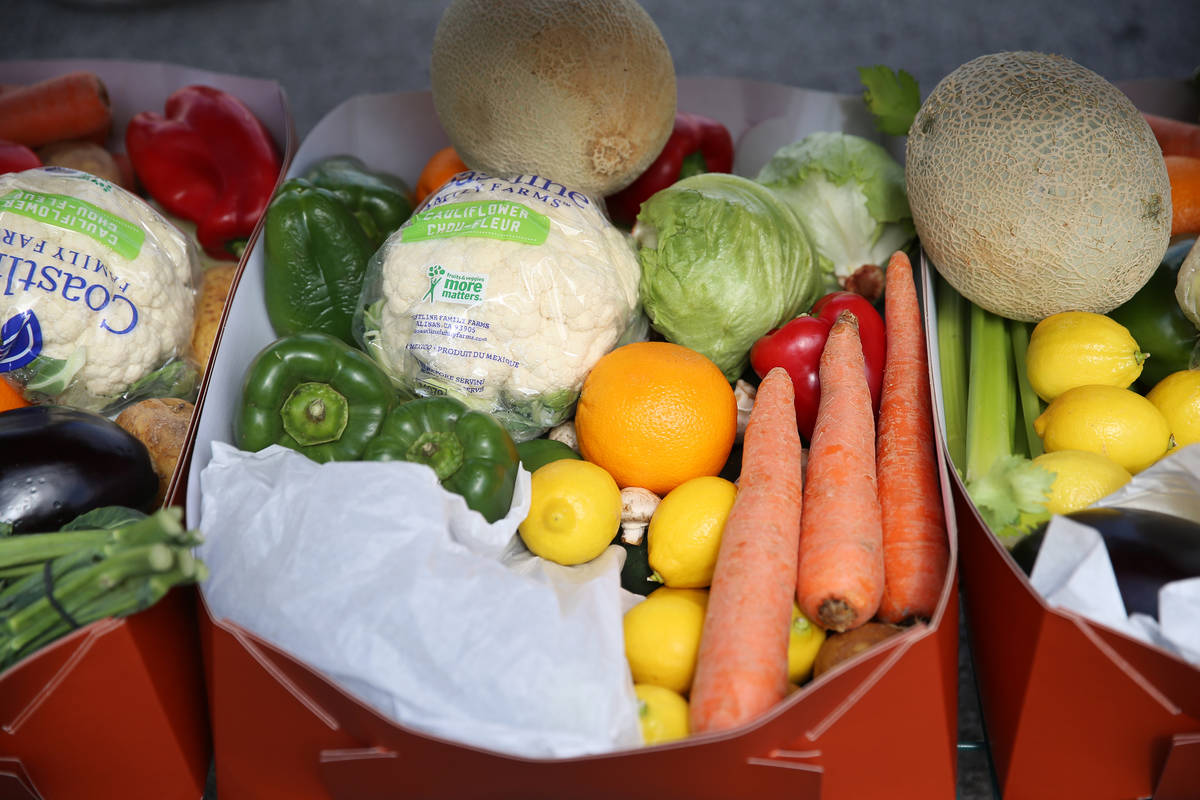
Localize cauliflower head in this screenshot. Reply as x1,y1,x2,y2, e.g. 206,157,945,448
0,167,200,412
357,171,641,440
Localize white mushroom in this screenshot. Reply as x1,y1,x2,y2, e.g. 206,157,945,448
619,487,660,545
734,379,757,442
548,420,578,451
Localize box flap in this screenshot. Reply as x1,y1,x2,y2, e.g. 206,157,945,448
1155,732,1200,800
0,758,42,800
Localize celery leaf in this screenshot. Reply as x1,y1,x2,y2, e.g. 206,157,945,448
858,65,921,137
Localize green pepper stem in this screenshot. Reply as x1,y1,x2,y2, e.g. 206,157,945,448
406,430,465,480
281,381,350,446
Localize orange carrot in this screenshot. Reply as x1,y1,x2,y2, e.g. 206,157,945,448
796,311,884,633
0,72,112,149
875,251,949,624
689,366,804,734
0,376,30,414
1144,112,1200,159
415,145,469,204
1166,155,1200,237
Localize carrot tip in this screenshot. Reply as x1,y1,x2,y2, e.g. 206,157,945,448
817,598,858,632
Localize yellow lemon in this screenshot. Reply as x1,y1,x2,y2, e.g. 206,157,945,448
1033,384,1171,473
1025,311,1146,402
1147,369,1200,450
647,476,738,588
787,604,826,685
1031,450,1133,515
634,684,690,745
518,459,622,565
623,587,708,694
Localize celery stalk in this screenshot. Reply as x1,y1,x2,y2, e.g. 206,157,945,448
1009,320,1044,459
935,275,969,476
963,304,1054,547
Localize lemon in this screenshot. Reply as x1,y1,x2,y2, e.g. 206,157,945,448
518,459,622,565
1031,450,1133,515
623,587,708,694
634,684,690,745
1033,384,1171,473
787,604,826,685
1147,369,1200,449
647,476,737,588
1025,311,1146,402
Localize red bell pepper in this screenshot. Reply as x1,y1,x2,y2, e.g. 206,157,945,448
749,291,886,442
125,85,282,260
605,111,734,227
0,140,41,175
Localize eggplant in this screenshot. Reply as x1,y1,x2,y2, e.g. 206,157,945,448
1011,507,1200,618
0,405,158,534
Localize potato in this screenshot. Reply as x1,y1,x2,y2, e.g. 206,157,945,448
190,263,237,376
115,397,195,506
36,139,126,188
812,621,906,679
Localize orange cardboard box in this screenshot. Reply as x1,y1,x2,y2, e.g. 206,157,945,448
0,58,295,799
926,75,1200,800
185,77,961,800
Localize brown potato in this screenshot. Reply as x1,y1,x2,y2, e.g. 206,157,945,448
190,263,237,376
115,397,195,507
36,139,126,187
812,622,907,678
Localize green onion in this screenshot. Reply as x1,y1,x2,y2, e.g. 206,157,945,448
0,507,205,670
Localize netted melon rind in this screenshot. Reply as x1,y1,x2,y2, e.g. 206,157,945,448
905,51,1171,322
431,0,677,197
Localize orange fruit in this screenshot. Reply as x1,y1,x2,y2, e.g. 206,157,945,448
575,341,737,495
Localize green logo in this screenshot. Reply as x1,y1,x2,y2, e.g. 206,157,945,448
422,264,487,305
401,200,550,245
0,189,144,260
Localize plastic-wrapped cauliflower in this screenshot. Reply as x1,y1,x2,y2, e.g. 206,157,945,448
0,167,201,413
356,171,642,441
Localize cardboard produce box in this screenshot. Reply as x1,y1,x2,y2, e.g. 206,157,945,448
929,78,1200,800
184,76,961,800
0,58,295,800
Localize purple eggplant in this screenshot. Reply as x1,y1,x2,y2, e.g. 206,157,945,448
1012,507,1200,619
0,406,158,534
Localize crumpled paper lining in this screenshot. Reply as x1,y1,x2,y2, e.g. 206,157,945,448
196,442,643,758
1029,443,1200,667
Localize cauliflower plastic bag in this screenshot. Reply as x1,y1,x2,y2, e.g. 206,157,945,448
0,167,201,413
355,171,641,441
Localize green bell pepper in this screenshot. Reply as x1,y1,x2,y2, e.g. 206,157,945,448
1109,239,1199,390
264,178,376,345
363,396,520,523
301,155,415,250
235,332,397,463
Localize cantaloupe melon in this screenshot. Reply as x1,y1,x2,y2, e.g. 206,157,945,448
430,0,676,197
905,51,1171,322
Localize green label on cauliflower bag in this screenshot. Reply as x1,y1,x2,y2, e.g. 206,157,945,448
401,200,550,245
0,190,145,260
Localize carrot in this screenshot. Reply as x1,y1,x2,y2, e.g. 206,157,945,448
0,72,112,149
689,366,804,734
795,311,884,633
1166,155,1200,237
1144,112,1200,159
874,251,949,624
0,376,31,414
415,145,469,204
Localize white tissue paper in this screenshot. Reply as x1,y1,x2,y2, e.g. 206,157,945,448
1029,443,1200,667
196,441,643,758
